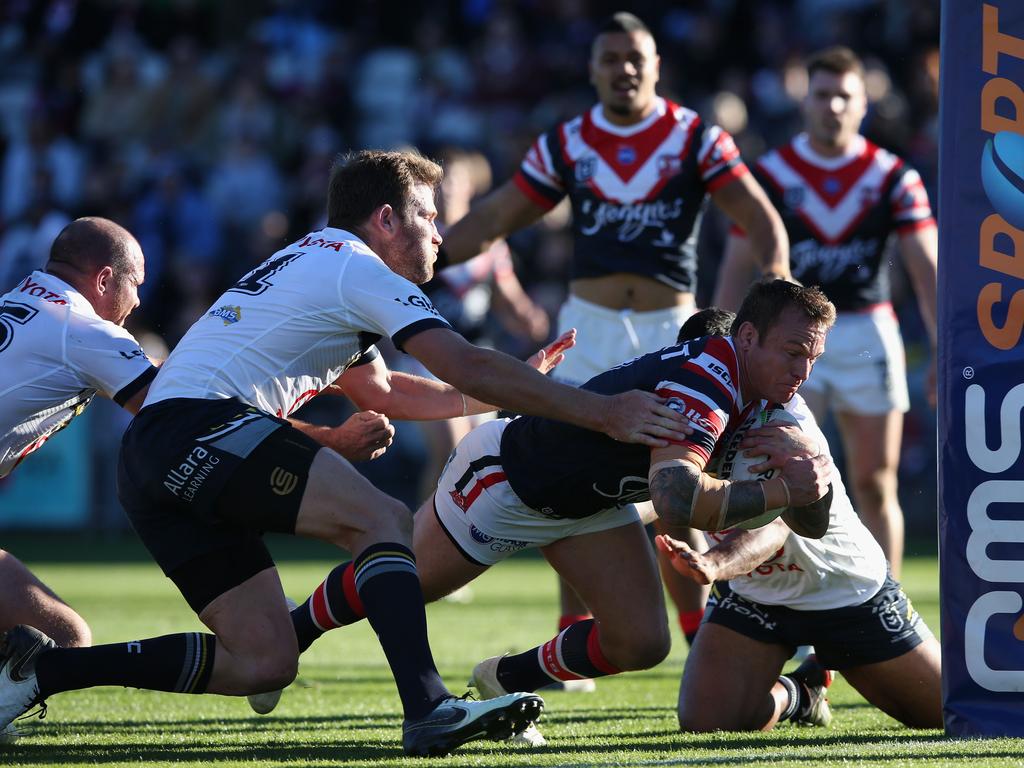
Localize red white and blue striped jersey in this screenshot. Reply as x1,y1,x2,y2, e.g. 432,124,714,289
737,134,934,311
514,97,748,293
500,334,762,519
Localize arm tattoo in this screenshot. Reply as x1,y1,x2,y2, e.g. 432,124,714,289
650,465,776,531
649,465,700,529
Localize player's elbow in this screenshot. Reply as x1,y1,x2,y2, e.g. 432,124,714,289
650,468,696,528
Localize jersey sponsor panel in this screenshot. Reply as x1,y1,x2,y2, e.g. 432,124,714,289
742,133,935,311
513,97,748,293
144,228,450,417
0,271,154,478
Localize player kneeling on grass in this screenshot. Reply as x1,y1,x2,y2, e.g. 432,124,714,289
268,281,835,746
659,311,941,732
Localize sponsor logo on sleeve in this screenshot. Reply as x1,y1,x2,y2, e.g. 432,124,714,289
209,305,243,325
394,294,441,317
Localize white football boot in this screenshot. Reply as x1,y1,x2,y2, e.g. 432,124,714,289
402,691,543,757
0,626,55,735
468,656,547,746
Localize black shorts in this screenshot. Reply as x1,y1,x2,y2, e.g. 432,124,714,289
118,398,321,612
703,575,934,670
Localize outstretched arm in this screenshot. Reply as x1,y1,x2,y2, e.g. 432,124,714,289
655,520,791,585
404,327,692,447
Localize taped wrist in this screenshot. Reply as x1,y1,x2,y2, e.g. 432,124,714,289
687,473,766,531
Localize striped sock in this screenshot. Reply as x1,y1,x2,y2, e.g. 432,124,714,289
36,633,215,698
776,674,801,722
291,562,366,652
352,542,450,720
497,619,621,692
558,613,591,631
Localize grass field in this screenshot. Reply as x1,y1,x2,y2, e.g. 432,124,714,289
3,539,1024,768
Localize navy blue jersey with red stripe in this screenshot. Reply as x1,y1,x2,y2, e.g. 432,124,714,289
739,134,934,312
499,334,761,519
514,97,747,294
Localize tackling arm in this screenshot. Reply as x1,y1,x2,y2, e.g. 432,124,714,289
404,327,691,447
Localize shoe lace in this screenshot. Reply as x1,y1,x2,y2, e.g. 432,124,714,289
16,701,47,723
456,691,477,702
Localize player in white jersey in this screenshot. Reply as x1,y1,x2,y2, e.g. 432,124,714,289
659,310,941,732
713,48,939,579
0,151,689,757
0,217,155,653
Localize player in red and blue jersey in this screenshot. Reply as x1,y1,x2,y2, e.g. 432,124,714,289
442,10,793,654
271,281,835,746
714,47,938,579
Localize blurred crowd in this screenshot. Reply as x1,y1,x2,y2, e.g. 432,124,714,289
0,0,941,536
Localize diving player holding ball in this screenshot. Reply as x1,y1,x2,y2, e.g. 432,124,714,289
661,308,941,734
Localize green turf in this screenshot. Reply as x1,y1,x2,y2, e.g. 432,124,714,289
3,553,1023,767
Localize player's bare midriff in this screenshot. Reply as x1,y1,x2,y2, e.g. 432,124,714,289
570,273,693,312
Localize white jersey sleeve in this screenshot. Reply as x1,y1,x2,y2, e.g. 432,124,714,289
338,252,450,350
65,315,155,404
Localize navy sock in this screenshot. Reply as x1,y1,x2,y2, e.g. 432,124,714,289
35,633,215,698
497,619,620,692
291,562,365,652
353,542,449,720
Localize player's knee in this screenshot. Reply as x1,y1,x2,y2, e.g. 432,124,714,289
59,612,92,648
246,648,298,692
606,624,670,670
852,469,897,511
677,706,716,732
363,497,413,541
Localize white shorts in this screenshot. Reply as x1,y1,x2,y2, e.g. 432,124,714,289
433,418,640,566
552,294,696,387
801,303,910,415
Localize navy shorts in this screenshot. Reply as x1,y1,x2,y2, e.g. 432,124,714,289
118,398,321,612
703,575,934,669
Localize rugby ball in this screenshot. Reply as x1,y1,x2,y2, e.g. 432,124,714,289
718,406,800,529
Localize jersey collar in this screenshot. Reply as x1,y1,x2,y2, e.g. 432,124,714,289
590,96,667,137
791,132,867,170
31,270,97,316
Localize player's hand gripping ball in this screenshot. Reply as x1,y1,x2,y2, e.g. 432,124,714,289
718,406,801,529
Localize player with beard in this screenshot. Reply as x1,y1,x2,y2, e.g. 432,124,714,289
0,150,689,757
713,47,938,579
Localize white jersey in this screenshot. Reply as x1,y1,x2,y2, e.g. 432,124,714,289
704,394,888,610
0,271,155,478
145,227,451,417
